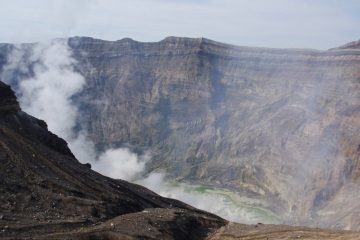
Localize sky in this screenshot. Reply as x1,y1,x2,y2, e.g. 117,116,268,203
1,0,359,49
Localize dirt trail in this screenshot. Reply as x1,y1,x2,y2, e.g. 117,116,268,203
208,222,360,240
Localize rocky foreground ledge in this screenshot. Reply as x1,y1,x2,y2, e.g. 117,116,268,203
1,79,360,239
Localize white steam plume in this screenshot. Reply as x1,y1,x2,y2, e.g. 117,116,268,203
14,40,84,138
94,149,149,180
1,39,146,181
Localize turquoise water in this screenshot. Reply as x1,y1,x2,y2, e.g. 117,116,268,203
138,176,282,224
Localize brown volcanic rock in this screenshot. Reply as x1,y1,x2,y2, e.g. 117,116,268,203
0,80,226,239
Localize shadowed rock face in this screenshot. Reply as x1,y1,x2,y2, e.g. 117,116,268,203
0,80,226,239
2,37,360,230
0,81,20,113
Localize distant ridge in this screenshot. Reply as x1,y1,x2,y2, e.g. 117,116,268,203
330,39,360,50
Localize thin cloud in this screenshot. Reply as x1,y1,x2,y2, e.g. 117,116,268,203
0,0,359,49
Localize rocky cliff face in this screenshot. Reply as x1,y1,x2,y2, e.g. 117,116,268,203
2,37,360,230
0,80,226,239
0,80,20,113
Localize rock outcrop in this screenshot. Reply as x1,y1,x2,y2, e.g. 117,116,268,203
0,80,20,113
0,81,75,158
2,37,360,230
0,80,226,239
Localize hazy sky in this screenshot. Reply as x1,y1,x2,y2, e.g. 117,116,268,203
1,0,359,49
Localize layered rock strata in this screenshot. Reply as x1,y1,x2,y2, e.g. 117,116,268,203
2,37,360,229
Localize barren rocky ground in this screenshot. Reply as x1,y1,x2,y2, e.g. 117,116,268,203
208,223,360,240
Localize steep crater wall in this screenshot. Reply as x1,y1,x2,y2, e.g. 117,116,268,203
2,37,360,229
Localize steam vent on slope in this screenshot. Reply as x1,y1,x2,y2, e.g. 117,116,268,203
1,37,360,239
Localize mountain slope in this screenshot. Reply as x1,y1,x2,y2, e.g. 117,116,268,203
2,37,360,230
0,80,226,239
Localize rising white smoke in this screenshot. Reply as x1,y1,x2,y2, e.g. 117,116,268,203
94,149,150,180
11,40,84,137
1,39,147,181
